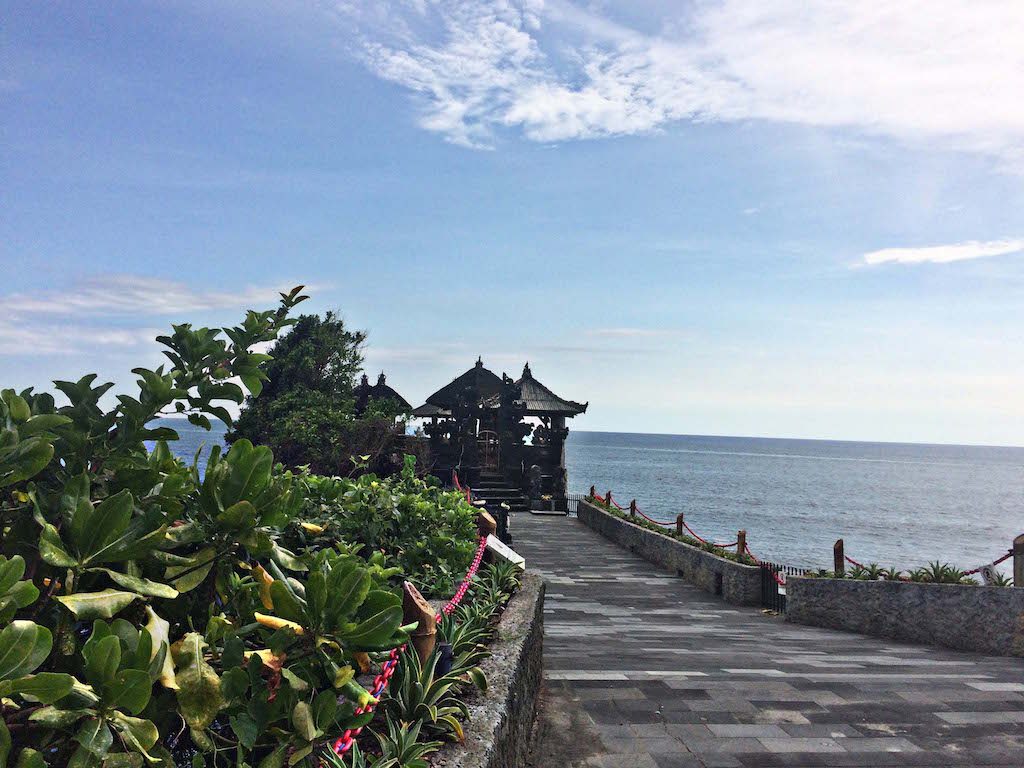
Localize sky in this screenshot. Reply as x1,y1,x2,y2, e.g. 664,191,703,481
3,0,1024,446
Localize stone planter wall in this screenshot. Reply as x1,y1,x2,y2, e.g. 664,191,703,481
787,576,1024,657
577,499,761,606
437,571,545,768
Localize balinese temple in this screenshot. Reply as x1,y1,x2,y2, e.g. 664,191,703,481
411,358,587,517
353,372,411,416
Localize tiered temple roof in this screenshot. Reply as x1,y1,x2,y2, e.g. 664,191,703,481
353,372,411,415
483,363,588,416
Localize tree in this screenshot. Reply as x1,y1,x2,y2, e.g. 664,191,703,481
228,312,411,475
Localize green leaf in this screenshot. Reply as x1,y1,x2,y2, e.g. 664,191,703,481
18,413,71,436
229,712,259,749
344,606,403,648
268,581,305,624
6,394,31,422
109,712,159,761
291,701,317,741
38,521,78,567
0,438,54,487
171,633,223,731
72,490,133,561
76,717,114,757
96,569,178,599
0,718,9,767
14,747,47,768
108,669,152,715
84,634,121,688
239,373,262,398
0,555,26,596
30,706,94,728
165,547,216,593
56,590,138,620
0,620,52,680
216,500,257,529
0,672,76,704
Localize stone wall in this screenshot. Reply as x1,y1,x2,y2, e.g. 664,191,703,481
577,499,761,606
438,571,545,768
787,576,1024,657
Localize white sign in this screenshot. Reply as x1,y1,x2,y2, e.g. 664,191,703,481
979,564,998,585
486,534,526,570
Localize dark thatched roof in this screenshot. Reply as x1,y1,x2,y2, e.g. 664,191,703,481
410,402,451,418
424,357,504,410
483,363,588,417
354,372,411,415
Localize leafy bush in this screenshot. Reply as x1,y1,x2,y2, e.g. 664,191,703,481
297,462,478,598
0,289,475,768
227,312,413,478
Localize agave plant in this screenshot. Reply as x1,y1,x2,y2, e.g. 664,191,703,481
374,716,443,768
383,645,486,741
880,566,904,581
988,572,1014,587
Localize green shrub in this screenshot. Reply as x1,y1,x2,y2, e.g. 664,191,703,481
0,289,455,767
297,461,478,598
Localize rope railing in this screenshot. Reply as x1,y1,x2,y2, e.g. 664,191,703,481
586,487,1020,588
844,547,1013,579
330,535,489,760
452,471,473,504
591,489,739,548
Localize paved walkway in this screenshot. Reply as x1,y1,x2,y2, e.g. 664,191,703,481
517,514,1024,768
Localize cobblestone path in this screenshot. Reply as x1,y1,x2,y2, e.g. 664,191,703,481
517,514,1024,768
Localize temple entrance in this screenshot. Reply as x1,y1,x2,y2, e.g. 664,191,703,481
478,429,500,472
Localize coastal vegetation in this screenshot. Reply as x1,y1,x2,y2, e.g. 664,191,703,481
228,312,413,478
0,289,520,767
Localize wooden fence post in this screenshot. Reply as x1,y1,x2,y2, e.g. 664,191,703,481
736,530,746,559
403,582,436,664
676,513,684,537
834,539,845,576
1014,534,1024,587
606,491,613,508
629,500,637,518
589,485,596,499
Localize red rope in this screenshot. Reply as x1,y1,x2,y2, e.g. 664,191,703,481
330,536,489,760
452,471,472,504
846,549,1013,578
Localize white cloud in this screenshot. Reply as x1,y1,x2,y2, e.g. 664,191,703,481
344,1,1024,165
0,320,161,355
587,327,685,339
862,239,1024,266
3,274,298,316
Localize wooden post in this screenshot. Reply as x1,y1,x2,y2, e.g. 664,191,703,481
834,539,845,577
477,510,497,539
676,513,684,537
629,500,637,518
402,582,436,664
1014,534,1024,587
589,485,596,499
606,491,613,508
736,530,746,559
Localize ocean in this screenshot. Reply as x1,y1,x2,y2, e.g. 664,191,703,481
154,421,1023,574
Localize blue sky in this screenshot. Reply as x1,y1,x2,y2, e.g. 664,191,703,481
3,1,1024,445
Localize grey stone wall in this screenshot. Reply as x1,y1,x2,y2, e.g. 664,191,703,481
577,499,761,606
438,571,545,768
787,576,1024,657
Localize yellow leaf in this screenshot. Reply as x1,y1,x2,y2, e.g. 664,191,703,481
254,612,304,635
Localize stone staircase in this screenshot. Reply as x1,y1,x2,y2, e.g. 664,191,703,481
471,471,530,514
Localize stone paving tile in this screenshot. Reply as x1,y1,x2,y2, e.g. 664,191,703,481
519,514,1024,768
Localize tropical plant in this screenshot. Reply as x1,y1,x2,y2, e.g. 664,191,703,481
0,288,452,767
373,716,442,768
299,459,478,598
382,645,485,742
880,566,904,581
228,312,413,477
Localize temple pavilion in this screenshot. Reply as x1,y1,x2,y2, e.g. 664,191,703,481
412,358,587,513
